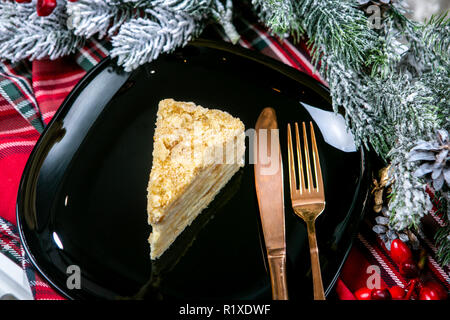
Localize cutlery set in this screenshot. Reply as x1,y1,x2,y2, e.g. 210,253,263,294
254,107,326,300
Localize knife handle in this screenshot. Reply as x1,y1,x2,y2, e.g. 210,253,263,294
267,254,289,300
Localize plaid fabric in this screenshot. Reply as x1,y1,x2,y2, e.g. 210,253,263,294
0,216,22,264
338,217,450,299
0,61,44,133
0,15,448,300
0,37,110,300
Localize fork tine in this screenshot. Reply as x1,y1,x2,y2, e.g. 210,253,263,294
294,123,305,194
302,122,314,192
287,124,298,195
310,122,324,194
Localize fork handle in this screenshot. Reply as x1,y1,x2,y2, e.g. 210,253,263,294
306,220,326,300
267,255,289,300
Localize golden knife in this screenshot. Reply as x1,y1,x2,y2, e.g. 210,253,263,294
254,107,288,300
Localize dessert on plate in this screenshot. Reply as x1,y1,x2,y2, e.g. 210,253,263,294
147,99,245,259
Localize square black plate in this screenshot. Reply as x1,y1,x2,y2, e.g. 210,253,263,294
17,40,370,300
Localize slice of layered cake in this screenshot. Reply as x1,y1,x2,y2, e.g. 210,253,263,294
147,99,245,259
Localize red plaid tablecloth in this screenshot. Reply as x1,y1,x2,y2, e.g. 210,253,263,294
0,16,448,300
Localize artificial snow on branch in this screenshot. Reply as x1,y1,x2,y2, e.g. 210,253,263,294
0,0,84,62
110,7,199,71
421,12,450,64
252,0,449,261
1,0,240,70
66,0,140,39
251,0,302,38
66,0,240,70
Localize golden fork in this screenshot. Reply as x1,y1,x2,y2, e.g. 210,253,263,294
287,122,326,300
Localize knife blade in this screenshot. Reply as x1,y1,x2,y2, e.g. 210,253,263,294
254,107,288,300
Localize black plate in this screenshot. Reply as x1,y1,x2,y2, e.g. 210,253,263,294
17,40,370,300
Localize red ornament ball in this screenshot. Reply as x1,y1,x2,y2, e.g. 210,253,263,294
371,288,392,300
389,286,406,300
390,239,413,265
354,287,372,300
419,281,448,300
36,0,57,17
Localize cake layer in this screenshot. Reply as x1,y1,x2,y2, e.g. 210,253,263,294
147,99,245,224
149,163,241,259
146,99,246,260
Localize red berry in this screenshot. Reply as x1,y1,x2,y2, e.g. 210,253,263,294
419,281,448,300
371,288,392,300
15,0,32,3
354,287,372,300
389,286,406,300
399,260,419,279
419,287,441,300
36,0,57,17
390,239,413,265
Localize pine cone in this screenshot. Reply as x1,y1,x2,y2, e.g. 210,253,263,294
372,207,420,250
371,166,420,250
408,129,450,191
371,165,392,213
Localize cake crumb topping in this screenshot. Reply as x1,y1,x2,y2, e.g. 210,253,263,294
147,99,245,223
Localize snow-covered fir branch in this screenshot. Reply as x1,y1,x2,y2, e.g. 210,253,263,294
66,0,239,70
1,0,239,69
0,0,84,62
66,0,139,39
420,12,450,64
66,0,215,39
251,0,302,38
252,0,449,255
110,7,199,71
